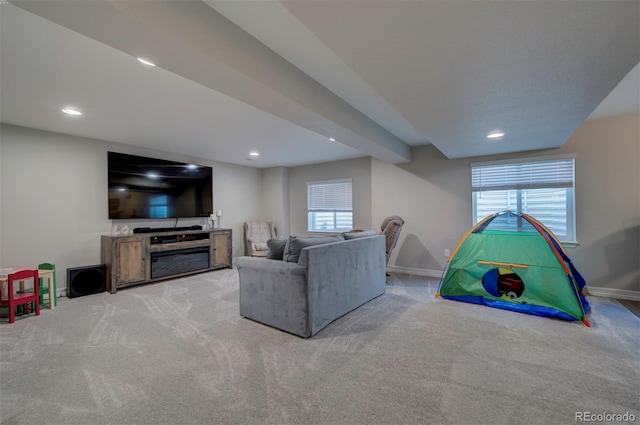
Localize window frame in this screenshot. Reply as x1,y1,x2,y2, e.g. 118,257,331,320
471,154,577,244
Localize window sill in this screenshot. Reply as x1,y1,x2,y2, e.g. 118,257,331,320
561,241,580,249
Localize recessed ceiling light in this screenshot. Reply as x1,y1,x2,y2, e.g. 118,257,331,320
137,57,156,67
487,131,505,139
329,137,336,142
147,172,159,179
249,151,260,157
186,164,198,170
62,107,82,116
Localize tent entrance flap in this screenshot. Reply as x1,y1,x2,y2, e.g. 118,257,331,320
481,268,525,299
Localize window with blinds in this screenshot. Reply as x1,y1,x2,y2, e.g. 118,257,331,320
307,179,353,232
471,156,576,242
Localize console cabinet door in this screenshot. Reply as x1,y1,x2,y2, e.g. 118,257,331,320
116,237,146,285
212,230,232,268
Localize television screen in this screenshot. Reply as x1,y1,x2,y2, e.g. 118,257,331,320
108,152,213,219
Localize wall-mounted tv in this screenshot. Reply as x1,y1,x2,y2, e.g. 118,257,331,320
108,152,213,220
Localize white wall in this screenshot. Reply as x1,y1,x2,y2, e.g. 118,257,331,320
371,147,471,274
560,115,639,295
254,114,638,298
2,114,637,299
0,124,262,293
260,167,289,238
371,114,639,297
288,157,371,236
207,160,262,257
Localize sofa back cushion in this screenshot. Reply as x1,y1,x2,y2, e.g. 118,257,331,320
266,238,288,260
283,235,344,263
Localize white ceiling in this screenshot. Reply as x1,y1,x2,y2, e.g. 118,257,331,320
1,1,638,168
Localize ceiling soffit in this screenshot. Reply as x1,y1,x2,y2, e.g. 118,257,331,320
14,0,411,164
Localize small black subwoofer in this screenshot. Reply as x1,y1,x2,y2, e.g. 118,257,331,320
67,264,106,298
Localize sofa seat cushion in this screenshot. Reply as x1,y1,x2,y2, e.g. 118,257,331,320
283,235,344,263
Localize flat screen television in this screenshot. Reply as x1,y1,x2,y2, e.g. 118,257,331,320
107,152,213,220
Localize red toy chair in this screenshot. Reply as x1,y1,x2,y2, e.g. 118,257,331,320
0,269,40,323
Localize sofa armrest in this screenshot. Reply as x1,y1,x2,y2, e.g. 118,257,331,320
237,257,309,337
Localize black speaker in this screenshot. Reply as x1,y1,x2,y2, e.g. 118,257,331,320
67,264,106,298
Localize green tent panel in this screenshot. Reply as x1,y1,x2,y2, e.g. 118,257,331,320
437,211,590,326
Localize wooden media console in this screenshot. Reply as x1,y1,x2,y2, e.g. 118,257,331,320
101,228,232,293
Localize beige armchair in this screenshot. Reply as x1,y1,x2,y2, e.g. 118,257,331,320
244,221,278,257
379,215,405,266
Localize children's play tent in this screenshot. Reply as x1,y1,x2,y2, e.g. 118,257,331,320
437,211,590,326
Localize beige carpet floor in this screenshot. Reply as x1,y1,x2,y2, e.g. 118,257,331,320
1,269,638,425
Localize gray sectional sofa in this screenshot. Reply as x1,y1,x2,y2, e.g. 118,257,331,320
237,234,386,337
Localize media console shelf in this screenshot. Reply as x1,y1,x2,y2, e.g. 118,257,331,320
101,228,232,293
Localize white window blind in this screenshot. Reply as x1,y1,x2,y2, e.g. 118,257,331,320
471,156,576,242
307,179,353,232
472,158,575,191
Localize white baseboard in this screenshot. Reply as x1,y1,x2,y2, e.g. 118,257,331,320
387,265,444,279
587,287,640,301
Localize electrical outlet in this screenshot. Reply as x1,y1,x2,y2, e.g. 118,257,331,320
444,249,450,258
